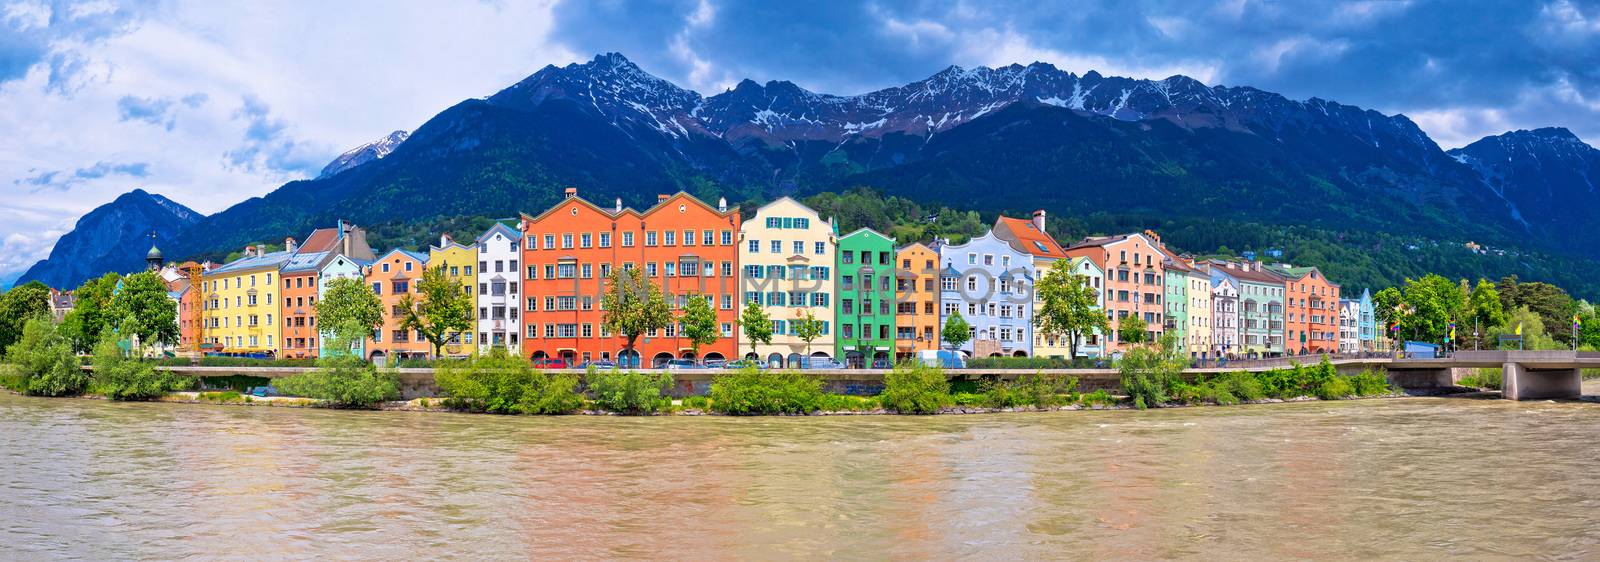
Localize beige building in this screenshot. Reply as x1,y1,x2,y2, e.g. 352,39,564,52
738,197,836,367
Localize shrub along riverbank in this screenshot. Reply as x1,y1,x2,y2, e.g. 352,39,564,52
4,324,1409,415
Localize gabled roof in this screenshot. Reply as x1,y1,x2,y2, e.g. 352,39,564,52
374,248,428,265
475,222,521,244
298,227,341,254
1223,265,1287,285
896,241,938,255
993,216,1066,259
840,227,895,244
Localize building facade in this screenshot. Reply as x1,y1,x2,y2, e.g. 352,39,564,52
739,197,833,367
835,228,896,367
1183,264,1213,358
894,242,941,360
1208,270,1242,358
994,211,1077,359
366,249,432,362
1063,232,1168,352
1270,265,1340,355
474,223,521,355
316,254,369,357
939,231,1034,357
1214,262,1286,357
279,246,330,359
1163,259,1190,352
1357,288,1379,351
428,234,478,358
200,247,291,355
521,190,741,366
1339,299,1361,353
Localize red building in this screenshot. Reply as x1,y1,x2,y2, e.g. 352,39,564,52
520,189,741,366
1269,265,1341,355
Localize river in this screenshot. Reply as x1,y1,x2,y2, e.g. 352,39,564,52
3,385,1599,560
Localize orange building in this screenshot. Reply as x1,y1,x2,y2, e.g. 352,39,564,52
1269,265,1341,355
366,249,432,362
279,241,332,359
1063,231,1169,352
520,189,741,367
894,242,941,360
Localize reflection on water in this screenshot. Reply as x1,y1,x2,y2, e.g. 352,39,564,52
3,385,1599,560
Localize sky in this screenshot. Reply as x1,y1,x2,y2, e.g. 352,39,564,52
2,0,1598,287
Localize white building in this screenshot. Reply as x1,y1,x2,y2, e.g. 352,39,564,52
738,197,836,367
476,222,522,354
1338,299,1361,354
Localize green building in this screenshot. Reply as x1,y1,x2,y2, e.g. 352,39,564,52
835,228,897,367
1163,258,1191,350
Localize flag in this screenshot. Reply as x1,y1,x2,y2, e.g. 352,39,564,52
1575,315,1583,328
1515,323,1523,336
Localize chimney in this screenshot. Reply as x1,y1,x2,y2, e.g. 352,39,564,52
440,233,451,247
657,194,670,204
615,198,623,213
564,187,577,199
1032,209,1046,232
718,197,728,213
284,237,297,254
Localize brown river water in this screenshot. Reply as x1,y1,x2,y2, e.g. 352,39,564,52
3,383,1599,561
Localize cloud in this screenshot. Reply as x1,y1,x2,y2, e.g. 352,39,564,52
16,160,150,191
0,0,573,283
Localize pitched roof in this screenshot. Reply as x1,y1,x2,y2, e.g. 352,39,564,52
298,227,340,253
476,222,521,244
1223,265,1287,285
841,227,895,244
208,250,292,275
994,216,1066,259
281,251,332,273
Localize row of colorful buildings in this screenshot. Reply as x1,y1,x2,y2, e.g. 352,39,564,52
142,189,1384,366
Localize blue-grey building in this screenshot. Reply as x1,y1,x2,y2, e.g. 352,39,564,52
937,231,1035,357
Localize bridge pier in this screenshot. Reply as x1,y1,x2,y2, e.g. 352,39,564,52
1385,367,1453,390
1501,362,1582,401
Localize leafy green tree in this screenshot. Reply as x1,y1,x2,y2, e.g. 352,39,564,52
0,281,51,353
1034,260,1109,359
1466,279,1506,349
879,362,951,414
316,277,384,353
1393,274,1465,346
600,267,672,363
399,265,474,358
91,334,190,400
60,273,120,353
1488,306,1560,350
1118,333,1187,409
434,347,582,414
679,294,719,358
942,311,972,351
107,271,179,355
739,301,772,359
793,309,824,357
6,317,86,396
274,342,400,408
1117,314,1149,345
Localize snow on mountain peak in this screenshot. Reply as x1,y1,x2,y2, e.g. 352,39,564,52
318,130,409,179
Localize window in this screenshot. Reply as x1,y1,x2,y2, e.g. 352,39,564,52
748,240,759,253
721,294,733,310
721,231,732,245
745,291,761,305
581,264,593,278
599,232,611,248
646,263,658,277
543,234,555,249
722,262,733,277
770,240,781,253
580,233,592,248
701,230,713,245
745,265,763,279
814,242,825,255
556,263,576,278
647,231,658,246
665,231,676,246
683,230,695,246
680,261,699,276
622,232,634,247
544,265,556,279
561,234,573,248
527,266,537,280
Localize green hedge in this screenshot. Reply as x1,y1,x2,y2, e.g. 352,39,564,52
708,369,825,415
880,363,951,414
434,349,582,414
585,370,672,414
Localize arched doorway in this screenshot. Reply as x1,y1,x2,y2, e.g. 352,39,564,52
872,351,890,367
531,350,548,359
618,349,640,369
766,353,783,368
652,352,674,368
680,350,697,360
703,352,725,362
1012,350,1028,357
989,352,1002,357
787,353,803,368
559,350,576,365
369,350,387,367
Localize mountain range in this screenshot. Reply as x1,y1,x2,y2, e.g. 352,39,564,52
16,52,1600,296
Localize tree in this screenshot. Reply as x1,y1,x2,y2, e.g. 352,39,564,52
739,301,772,359
942,311,972,351
600,267,671,365
1392,274,1464,346
1488,306,1558,350
0,281,50,353
1467,279,1506,349
679,294,719,358
5,317,86,396
1118,314,1149,345
60,273,120,353
1034,260,1109,359
107,271,179,355
399,265,474,358
793,309,824,357
316,277,384,353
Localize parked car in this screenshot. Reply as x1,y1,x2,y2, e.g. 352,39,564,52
801,358,847,370
578,360,616,370
702,359,728,369
870,358,895,369
664,359,705,370
722,359,766,370
530,358,569,369
915,349,966,369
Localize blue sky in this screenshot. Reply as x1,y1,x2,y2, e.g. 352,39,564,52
2,0,1598,286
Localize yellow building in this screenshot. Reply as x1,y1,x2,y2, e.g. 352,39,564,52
427,234,477,357
201,246,292,355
